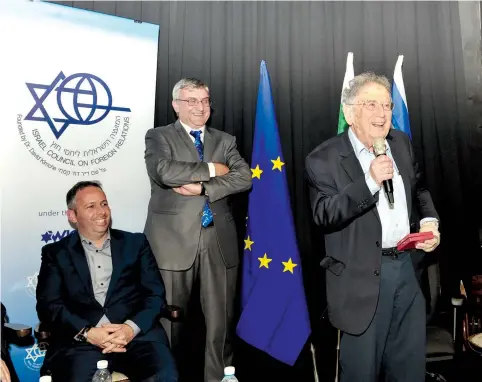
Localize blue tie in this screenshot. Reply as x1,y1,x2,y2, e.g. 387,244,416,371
190,130,213,227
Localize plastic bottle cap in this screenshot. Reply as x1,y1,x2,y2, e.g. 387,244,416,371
97,360,108,369
224,366,235,375
39,377,52,382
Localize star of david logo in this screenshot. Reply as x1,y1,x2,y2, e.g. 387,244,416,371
25,343,47,363
26,272,39,290
25,271,39,298
24,71,131,139
41,231,52,243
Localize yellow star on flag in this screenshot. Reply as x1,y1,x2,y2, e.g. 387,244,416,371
282,258,298,274
271,156,285,171
258,253,272,269
244,235,254,251
251,165,263,179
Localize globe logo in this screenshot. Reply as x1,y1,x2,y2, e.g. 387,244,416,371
25,71,131,139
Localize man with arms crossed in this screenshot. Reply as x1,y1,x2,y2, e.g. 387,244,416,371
144,78,252,382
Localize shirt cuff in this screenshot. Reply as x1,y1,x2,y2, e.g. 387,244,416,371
124,320,141,337
207,162,216,178
420,218,439,227
365,173,381,195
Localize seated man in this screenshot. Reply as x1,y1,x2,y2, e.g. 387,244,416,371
36,181,178,382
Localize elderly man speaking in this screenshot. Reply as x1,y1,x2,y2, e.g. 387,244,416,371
306,72,440,382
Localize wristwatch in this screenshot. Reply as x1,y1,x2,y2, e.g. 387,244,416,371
74,325,92,342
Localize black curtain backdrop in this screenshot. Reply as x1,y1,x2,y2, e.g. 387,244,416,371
52,1,480,380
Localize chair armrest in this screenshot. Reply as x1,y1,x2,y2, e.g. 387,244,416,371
35,305,184,341
4,323,32,339
34,322,51,342
3,323,34,346
451,297,464,307
161,305,183,322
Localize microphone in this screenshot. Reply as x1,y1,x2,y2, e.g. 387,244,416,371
373,137,394,205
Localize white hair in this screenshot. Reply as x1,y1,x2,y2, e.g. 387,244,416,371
341,72,391,104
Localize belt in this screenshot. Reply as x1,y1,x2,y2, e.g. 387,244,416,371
381,247,400,259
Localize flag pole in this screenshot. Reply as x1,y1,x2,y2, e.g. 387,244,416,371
334,329,341,382
310,342,319,382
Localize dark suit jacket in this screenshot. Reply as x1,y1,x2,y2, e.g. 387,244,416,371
306,129,439,335
144,120,252,271
1,303,7,363
36,229,169,354
1,303,19,382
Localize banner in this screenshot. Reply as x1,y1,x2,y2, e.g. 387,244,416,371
0,2,159,380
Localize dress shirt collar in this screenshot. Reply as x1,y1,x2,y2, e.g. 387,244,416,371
179,120,205,138
348,127,391,158
79,230,111,251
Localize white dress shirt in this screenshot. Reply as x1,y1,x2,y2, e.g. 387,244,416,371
180,121,216,177
348,129,436,248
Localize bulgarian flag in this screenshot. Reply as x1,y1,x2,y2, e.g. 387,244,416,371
337,52,355,134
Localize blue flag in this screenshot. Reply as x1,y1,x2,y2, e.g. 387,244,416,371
236,61,311,366
392,55,412,139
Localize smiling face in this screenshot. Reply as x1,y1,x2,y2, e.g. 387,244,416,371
172,87,211,129
343,82,392,149
67,186,111,239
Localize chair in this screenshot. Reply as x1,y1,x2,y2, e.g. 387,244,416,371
461,275,482,355
36,305,182,382
2,303,34,382
112,371,130,381
424,261,464,381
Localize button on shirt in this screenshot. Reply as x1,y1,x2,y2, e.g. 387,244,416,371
80,233,140,336
348,129,410,248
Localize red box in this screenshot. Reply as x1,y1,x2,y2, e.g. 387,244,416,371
396,232,434,251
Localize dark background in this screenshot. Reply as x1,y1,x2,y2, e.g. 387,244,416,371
51,2,482,380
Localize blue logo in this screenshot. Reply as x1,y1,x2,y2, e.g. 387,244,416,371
41,229,73,243
25,72,131,139
24,342,48,371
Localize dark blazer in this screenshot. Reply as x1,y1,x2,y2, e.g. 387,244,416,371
36,229,169,351
1,303,19,382
306,129,439,335
144,120,252,271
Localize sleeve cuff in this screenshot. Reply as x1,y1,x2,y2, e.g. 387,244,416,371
208,162,216,178
124,320,141,337
365,173,381,195
420,218,439,227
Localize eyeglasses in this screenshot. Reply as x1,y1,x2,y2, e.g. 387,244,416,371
176,98,212,107
346,100,394,112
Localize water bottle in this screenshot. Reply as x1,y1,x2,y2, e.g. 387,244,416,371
92,360,112,382
221,366,238,381
39,377,52,382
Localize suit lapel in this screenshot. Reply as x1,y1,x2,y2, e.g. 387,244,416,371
174,120,200,160
105,229,123,305
203,127,215,162
68,231,94,297
387,132,412,219
340,131,381,224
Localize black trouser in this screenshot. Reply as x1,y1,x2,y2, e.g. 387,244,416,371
41,341,178,382
340,252,426,382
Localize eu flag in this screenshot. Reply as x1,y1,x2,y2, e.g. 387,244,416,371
236,61,311,366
